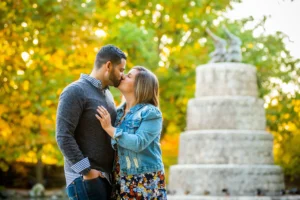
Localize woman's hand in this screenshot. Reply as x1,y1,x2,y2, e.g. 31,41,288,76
96,106,112,130
95,106,115,138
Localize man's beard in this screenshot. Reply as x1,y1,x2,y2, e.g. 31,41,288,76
109,71,121,87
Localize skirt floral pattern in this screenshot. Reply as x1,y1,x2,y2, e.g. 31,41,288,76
111,151,167,200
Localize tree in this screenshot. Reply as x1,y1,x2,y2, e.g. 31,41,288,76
0,0,100,183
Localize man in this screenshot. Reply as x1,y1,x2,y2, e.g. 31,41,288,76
56,45,126,199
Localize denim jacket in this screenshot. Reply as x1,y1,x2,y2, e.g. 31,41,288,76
112,103,164,176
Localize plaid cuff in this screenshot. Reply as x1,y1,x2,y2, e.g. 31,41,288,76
71,157,91,174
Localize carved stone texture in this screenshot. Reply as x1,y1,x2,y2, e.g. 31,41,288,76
196,63,258,97
178,130,274,165
168,165,284,196
186,97,266,130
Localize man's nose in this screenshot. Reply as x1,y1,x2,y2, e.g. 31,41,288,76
121,74,125,80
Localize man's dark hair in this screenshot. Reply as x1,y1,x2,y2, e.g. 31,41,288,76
94,45,127,69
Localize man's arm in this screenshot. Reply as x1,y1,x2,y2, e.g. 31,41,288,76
55,84,91,175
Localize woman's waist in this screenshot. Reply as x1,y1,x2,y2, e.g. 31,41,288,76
119,163,164,176
118,151,162,166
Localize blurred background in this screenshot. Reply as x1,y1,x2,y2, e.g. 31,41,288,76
0,0,300,197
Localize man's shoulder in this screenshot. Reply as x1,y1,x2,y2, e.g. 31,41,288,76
61,80,86,96
105,88,114,98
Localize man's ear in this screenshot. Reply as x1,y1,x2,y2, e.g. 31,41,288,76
105,61,112,71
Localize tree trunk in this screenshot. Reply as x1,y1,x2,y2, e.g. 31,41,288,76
36,156,43,184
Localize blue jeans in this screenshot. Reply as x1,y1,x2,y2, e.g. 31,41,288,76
66,176,111,200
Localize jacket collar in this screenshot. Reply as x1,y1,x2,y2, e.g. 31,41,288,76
117,103,146,114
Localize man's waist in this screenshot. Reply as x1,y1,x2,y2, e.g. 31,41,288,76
64,159,113,173
64,169,112,187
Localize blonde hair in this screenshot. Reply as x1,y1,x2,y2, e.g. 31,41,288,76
133,66,159,107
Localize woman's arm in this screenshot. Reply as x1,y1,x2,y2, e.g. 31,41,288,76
96,106,162,152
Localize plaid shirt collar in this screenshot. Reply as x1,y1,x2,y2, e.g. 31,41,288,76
80,73,108,90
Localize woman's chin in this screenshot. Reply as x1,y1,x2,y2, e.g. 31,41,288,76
117,84,124,91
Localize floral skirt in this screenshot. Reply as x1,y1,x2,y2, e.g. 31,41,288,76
112,152,167,200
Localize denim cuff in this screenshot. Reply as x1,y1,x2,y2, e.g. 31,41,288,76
113,128,123,140
111,139,117,150
71,157,91,174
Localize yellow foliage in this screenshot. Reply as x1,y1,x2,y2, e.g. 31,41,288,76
205,6,211,13
268,115,277,122
156,66,168,74
41,154,58,165
166,122,180,135
0,119,12,138
294,106,300,113
16,144,59,165
182,97,189,105
56,88,62,96
46,100,52,106
161,133,180,183
161,134,179,156
292,99,300,106
41,144,59,164
0,104,8,115
23,80,30,91
21,100,31,108
287,122,297,132
247,43,254,49
283,113,290,119
17,151,37,163
21,113,38,128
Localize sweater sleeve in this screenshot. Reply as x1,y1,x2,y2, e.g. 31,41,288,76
55,84,91,175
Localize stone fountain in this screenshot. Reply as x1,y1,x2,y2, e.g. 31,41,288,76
168,28,287,200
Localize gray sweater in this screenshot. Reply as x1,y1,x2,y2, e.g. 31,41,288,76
56,74,116,186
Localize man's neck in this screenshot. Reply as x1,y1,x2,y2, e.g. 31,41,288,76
90,68,107,88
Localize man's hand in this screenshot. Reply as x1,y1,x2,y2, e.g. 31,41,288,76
83,169,104,180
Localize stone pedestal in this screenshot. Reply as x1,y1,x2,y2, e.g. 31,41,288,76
168,63,286,199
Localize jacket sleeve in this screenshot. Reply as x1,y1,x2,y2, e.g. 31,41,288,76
113,107,162,153
55,84,91,175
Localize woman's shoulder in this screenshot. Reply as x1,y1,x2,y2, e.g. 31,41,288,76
140,104,162,119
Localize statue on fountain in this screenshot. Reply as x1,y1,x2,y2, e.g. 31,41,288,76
206,26,242,63
205,28,227,63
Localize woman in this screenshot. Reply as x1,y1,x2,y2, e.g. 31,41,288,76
95,66,167,200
